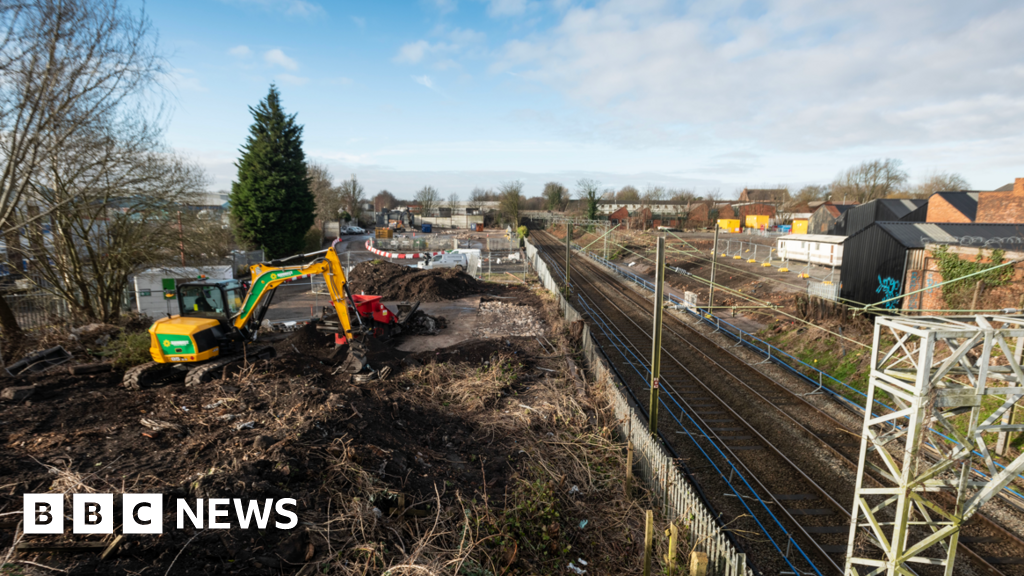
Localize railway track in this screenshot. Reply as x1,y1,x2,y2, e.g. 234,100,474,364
531,229,1024,576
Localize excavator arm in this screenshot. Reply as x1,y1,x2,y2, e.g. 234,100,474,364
233,243,358,342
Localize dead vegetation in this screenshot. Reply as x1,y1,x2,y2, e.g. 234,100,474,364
0,286,693,575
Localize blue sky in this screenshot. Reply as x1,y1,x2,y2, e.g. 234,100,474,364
146,0,1024,199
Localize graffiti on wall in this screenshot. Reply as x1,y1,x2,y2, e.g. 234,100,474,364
877,275,902,309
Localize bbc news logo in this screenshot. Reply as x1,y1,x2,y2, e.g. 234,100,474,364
23,494,298,534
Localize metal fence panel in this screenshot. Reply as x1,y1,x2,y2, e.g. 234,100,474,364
5,291,70,331
806,281,839,301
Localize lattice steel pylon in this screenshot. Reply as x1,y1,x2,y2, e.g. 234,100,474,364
846,314,1024,576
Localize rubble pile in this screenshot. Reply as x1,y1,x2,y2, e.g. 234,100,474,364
475,299,546,337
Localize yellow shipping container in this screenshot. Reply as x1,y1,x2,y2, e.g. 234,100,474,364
717,219,740,233
745,215,770,229
792,219,808,235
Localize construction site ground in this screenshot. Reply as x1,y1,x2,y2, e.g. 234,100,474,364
0,261,660,575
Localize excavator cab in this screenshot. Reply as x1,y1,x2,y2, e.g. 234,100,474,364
178,280,246,321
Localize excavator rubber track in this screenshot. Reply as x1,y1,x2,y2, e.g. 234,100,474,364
184,346,276,387
123,361,188,391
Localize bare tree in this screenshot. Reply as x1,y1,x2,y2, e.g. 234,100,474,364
831,158,909,203
543,181,568,211
0,0,165,335
373,190,397,211
18,121,207,323
792,184,830,206
415,185,440,217
576,178,601,221
912,171,970,199
468,187,488,212
308,161,340,230
616,185,640,203
497,180,524,227
338,174,365,221
447,192,459,227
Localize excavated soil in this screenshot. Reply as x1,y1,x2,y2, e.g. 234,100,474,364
347,260,482,302
0,286,625,575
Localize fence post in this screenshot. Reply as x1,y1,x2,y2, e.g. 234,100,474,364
667,522,679,576
644,510,654,576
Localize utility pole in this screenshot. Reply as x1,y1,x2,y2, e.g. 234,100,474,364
649,236,666,435
604,223,609,259
708,224,719,313
565,223,572,288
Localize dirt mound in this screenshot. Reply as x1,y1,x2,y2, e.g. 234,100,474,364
347,260,482,302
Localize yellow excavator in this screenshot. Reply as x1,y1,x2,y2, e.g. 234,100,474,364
124,242,373,389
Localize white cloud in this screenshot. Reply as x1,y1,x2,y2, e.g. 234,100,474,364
264,48,299,70
487,0,528,17
412,75,435,90
276,73,309,85
395,40,432,64
393,28,485,65
228,45,251,57
351,15,366,28
491,1,1024,154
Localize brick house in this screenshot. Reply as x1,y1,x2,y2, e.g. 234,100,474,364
976,178,1024,223
926,192,978,223
717,204,736,219
686,203,709,226
737,188,788,204
608,206,629,225
737,203,776,219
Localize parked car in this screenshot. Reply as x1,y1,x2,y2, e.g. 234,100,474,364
417,253,468,271
338,226,351,235
348,226,365,234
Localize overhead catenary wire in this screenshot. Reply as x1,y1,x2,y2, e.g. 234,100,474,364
580,236,870,349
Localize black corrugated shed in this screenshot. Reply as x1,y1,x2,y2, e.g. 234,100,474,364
839,221,1024,308
837,199,927,237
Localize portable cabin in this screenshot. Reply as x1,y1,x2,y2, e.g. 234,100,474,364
133,266,233,318
838,222,1024,309
791,219,809,235
745,215,770,230
775,234,846,266
717,219,741,233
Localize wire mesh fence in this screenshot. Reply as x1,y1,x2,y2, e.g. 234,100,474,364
524,238,752,576
4,291,71,331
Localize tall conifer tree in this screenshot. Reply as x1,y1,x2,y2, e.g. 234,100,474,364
230,85,315,258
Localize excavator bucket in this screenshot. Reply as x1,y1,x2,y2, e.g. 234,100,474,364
337,342,368,374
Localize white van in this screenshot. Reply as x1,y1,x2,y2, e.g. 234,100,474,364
417,253,468,271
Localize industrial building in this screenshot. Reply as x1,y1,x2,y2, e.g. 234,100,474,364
838,222,1024,309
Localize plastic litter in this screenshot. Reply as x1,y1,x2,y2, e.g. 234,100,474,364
235,421,255,430
181,406,190,413
568,485,580,496
203,401,223,410
578,558,588,566
218,413,243,422
567,562,587,574
578,519,587,529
